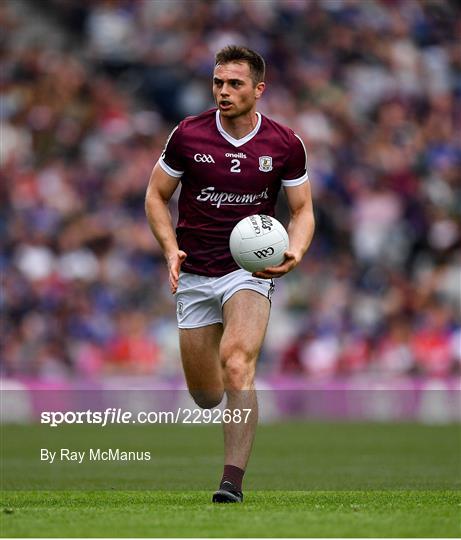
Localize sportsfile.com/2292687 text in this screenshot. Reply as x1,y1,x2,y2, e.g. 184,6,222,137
40,408,253,427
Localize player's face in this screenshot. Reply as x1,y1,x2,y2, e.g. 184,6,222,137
213,62,265,119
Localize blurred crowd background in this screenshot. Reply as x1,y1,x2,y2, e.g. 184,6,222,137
2,0,460,382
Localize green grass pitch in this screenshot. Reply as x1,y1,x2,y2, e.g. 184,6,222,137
1,421,460,537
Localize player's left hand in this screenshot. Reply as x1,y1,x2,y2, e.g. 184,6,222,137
252,250,299,279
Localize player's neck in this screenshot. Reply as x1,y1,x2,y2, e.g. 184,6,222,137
219,110,259,140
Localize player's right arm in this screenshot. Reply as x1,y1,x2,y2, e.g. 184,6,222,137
145,162,186,294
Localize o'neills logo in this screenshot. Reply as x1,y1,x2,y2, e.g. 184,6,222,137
196,186,269,208
225,152,247,159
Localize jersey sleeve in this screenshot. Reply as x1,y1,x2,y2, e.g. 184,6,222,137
281,132,308,187
158,124,185,178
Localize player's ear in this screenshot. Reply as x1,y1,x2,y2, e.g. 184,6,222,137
254,81,265,99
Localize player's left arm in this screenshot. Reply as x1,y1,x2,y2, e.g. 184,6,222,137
253,181,315,278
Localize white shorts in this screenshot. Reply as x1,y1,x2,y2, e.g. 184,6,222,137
175,269,274,329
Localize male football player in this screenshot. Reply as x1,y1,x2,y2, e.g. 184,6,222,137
146,45,315,502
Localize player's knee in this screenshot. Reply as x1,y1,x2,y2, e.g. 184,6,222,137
190,390,224,409
220,348,255,390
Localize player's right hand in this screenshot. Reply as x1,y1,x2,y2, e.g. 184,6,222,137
167,250,187,294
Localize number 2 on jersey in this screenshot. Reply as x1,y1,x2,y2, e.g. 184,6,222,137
230,159,241,173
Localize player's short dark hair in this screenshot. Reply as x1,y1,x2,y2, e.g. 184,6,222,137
215,45,265,86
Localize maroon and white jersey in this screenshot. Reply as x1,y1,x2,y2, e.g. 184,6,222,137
159,108,308,277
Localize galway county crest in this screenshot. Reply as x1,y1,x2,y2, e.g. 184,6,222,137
258,156,273,172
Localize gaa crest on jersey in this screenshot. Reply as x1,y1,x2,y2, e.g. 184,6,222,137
258,156,273,172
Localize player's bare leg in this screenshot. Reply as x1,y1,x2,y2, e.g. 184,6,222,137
213,289,270,502
179,323,224,408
